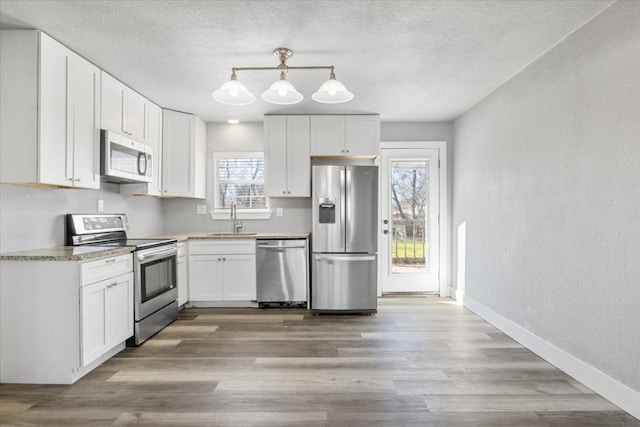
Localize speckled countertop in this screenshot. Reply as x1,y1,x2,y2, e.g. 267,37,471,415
146,232,310,242
0,232,310,261
0,246,134,261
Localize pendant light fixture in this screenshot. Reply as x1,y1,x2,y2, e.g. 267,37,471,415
212,48,353,106
261,71,304,105
211,72,255,106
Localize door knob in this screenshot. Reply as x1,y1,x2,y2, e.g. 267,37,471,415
383,230,389,235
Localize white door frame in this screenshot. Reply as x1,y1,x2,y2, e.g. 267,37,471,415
377,141,449,297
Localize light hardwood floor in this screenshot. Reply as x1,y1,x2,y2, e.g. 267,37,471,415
1,297,638,426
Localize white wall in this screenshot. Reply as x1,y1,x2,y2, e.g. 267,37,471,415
0,183,164,252
453,0,639,397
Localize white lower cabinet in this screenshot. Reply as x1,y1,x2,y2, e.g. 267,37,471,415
188,240,256,306
0,253,133,384
81,271,133,367
177,242,188,306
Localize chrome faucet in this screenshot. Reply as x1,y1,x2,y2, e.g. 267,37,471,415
231,201,242,234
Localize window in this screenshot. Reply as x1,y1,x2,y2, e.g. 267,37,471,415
213,152,267,210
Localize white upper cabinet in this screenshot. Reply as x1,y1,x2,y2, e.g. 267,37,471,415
101,71,149,143
264,115,310,197
162,109,206,199
309,115,380,158
120,101,163,196
0,30,100,189
309,115,345,156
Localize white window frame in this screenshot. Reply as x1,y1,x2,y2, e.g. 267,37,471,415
210,152,272,220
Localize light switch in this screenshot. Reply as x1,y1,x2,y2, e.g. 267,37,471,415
196,205,207,215
276,207,283,217
97,199,104,212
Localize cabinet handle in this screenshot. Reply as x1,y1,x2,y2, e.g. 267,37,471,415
107,282,117,289
218,258,221,261
222,258,226,261
346,149,350,153
105,258,116,263
282,191,286,194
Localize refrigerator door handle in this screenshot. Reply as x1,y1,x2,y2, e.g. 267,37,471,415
344,167,351,252
340,167,347,251
314,254,376,262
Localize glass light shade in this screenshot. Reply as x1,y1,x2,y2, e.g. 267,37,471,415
312,78,354,104
261,79,303,105
212,79,255,105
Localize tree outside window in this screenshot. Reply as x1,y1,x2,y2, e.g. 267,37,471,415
214,153,266,210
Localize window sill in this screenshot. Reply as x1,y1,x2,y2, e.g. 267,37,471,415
209,209,272,221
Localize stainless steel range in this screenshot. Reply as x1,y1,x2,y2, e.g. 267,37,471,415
66,213,178,345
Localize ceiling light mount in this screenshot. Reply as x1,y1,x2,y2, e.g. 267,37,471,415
274,47,293,66
212,47,353,106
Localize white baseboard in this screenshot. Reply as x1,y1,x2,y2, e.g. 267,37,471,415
464,295,640,420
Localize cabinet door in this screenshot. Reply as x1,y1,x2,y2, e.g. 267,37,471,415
100,72,126,136
193,116,207,199
345,115,380,157
287,116,310,197
162,110,194,197
71,53,100,189
38,33,72,187
310,115,345,156
188,255,222,301
106,272,134,346
81,281,108,367
177,256,188,306
222,254,256,300
264,116,288,197
147,102,163,195
125,89,148,143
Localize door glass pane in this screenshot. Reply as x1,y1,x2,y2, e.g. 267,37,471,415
390,161,429,274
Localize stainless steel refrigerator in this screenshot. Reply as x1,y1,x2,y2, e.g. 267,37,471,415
311,165,378,314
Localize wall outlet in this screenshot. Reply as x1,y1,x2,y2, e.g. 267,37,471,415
196,205,207,215
97,199,104,212
276,207,284,217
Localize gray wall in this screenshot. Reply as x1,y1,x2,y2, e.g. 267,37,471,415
0,183,164,252
452,1,640,391
162,121,455,237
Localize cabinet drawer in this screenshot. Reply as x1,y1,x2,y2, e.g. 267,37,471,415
177,242,187,257
188,239,255,255
81,254,133,286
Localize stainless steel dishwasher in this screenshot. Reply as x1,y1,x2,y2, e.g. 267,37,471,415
256,239,308,307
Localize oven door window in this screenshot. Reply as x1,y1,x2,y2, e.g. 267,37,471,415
141,255,176,303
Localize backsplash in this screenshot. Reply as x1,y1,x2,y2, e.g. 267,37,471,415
0,183,163,253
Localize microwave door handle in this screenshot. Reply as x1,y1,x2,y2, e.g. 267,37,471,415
138,152,147,175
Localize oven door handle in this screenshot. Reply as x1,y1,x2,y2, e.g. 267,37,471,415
136,247,177,263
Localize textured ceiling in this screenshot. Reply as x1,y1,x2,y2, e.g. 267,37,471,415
0,0,613,123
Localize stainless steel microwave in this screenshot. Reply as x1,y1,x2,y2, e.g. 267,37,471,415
101,130,152,183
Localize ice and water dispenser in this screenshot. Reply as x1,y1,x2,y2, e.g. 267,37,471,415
318,197,336,224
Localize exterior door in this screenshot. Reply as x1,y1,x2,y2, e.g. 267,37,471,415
381,148,440,293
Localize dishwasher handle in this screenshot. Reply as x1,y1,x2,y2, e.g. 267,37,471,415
257,242,307,249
